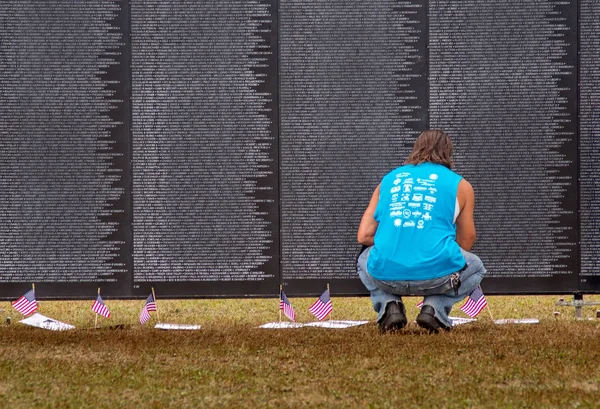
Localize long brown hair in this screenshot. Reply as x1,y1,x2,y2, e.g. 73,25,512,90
405,130,454,168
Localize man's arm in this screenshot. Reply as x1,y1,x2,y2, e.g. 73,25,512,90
357,184,380,246
455,179,476,251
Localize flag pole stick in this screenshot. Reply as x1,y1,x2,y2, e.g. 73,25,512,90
279,285,282,323
327,283,331,321
32,283,36,312
152,287,161,323
486,301,495,322
95,287,100,329
477,285,494,322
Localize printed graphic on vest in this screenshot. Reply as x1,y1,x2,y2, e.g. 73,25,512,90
389,173,438,229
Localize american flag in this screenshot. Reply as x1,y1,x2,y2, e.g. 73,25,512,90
279,290,296,322
92,294,111,319
309,289,333,321
460,286,487,317
416,300,423,309
139,293,157,325
12,289,38,316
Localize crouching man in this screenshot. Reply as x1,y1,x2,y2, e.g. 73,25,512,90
357,130,486,333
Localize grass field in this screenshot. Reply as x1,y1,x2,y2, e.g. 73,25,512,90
1,295,600,408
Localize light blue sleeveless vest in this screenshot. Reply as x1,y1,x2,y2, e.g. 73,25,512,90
367,162,466,281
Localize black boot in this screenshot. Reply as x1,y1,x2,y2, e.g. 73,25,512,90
378,301,407,333
416,305,450,334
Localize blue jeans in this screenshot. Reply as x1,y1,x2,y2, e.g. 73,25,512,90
357,246,486,328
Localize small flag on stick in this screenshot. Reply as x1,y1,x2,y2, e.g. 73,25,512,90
279,290,296,322
151,287,161,323
12,287,37,316
139,293,157,325
460,286,488,318
309,289,333,321
92,294,111,319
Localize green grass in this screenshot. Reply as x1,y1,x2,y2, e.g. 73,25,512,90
1,296,600,408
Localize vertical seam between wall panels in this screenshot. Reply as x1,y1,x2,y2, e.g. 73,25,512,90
276,0,282,293
426,0,430,130
576,0,582,290
126,0,135,297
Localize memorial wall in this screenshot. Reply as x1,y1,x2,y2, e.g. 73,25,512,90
129,0,278,296
428,0,579,293
0,1,131,297
579,0,600,292
279,0,427,294
0,0,597,298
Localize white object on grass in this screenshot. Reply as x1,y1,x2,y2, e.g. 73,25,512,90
154,323,201,330
303,320,369,328
260,322,304,329
494,318,539,325
19,313,75,331
449,316,477,326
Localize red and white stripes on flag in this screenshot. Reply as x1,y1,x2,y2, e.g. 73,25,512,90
139,293,157,325
12,289,38,316
460,286,487,318
309,289,333,321
416,300,423,309
92,294,111,319
279,290,296,322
